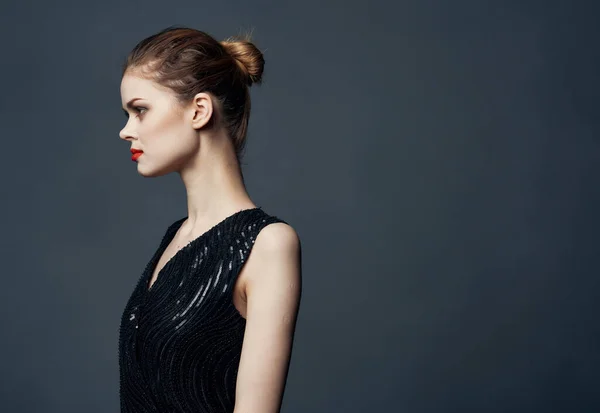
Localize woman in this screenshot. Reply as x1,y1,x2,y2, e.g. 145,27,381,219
117,26,302,413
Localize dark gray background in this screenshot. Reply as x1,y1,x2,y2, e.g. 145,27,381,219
1,1,598,412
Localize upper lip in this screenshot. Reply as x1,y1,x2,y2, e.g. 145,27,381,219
130,148,143,154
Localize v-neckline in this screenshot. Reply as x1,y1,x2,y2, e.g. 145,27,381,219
145,207,261,293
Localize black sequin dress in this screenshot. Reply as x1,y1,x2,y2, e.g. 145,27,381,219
118,207,287,413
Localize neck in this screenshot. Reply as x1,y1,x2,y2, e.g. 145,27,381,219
177,133,256,231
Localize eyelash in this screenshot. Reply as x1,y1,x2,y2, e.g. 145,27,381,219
124,106,147,118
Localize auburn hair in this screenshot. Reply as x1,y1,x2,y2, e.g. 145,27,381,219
121,25,265,163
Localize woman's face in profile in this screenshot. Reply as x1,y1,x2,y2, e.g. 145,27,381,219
120,73,198,177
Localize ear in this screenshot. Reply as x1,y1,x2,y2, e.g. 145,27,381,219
190,92,214,130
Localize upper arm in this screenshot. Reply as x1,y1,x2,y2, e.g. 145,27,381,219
234,223,302,413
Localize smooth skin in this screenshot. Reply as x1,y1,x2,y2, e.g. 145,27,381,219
120,71,302,413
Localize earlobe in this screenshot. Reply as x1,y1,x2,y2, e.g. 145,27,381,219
191,92,213,129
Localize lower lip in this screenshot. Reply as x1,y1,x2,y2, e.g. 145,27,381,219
131,152,143,161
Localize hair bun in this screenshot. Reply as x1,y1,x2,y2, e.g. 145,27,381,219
221,37,264,86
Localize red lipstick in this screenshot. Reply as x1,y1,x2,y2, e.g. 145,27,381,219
130,148,143,162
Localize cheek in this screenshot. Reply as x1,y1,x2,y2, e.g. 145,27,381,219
146,116,195,156
143,114,177,142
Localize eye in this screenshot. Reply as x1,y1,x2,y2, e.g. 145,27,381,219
123,107,147,119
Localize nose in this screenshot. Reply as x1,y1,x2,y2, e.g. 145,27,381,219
119,123,136,141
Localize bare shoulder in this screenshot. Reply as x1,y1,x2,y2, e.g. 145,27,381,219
243,222,302,296
255,222,301,253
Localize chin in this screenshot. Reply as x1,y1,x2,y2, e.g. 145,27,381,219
136,163,172,178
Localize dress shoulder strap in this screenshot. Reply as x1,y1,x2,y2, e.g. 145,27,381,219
222,207,289,275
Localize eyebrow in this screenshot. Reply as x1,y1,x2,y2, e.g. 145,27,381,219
122,97,143,111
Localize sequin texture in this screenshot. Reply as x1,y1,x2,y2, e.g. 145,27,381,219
118,207,287,413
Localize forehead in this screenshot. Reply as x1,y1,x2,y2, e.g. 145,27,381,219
120,73,173,102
